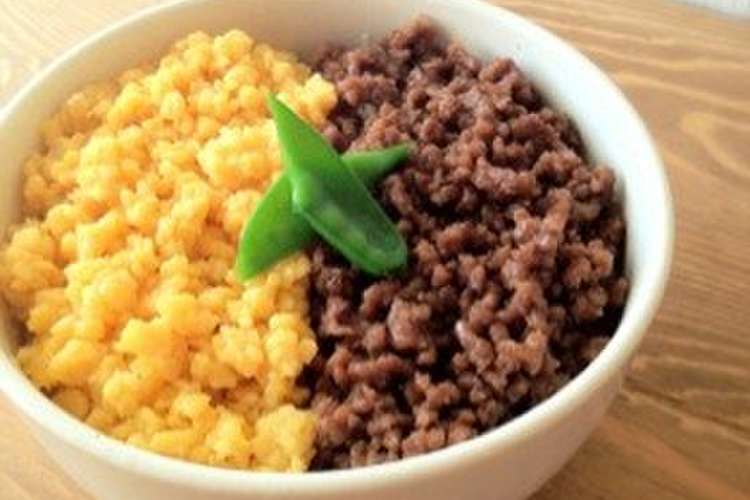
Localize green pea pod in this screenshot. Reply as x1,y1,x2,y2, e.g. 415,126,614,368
268,94,408,276
235,176,314,281
235,144,411,281
340,145,411,186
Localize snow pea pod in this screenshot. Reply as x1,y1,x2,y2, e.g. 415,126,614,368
340,144,411,186
234,143,410,281
268,94,408,276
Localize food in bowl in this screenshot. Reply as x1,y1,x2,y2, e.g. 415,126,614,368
0,29,335,471
303,19,628,469
0,18,627,472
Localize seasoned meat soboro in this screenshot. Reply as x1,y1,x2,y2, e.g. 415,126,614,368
304,18,628,469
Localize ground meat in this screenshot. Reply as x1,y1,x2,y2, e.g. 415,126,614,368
303,18,628,470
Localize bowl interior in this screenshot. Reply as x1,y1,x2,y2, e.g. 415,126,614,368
0,0,672,488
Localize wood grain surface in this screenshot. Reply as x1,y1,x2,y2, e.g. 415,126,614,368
1,0,749,499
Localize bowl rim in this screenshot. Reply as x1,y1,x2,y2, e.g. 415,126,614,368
0,0,674,493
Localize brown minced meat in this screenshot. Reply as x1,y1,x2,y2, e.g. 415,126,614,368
302,18,629,470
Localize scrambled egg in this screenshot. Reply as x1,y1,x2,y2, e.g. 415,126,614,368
0,30,336,471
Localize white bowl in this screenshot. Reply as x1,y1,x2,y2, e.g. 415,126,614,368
0,0,673,499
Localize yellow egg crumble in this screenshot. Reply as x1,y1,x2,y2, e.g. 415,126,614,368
0,30,337,471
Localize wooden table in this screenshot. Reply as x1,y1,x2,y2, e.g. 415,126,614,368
1,0,748,498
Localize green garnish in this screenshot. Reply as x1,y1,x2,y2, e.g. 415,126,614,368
234,96,410,280
235,144,410,280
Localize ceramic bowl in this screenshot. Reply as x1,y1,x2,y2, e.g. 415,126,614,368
0,1,673,499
